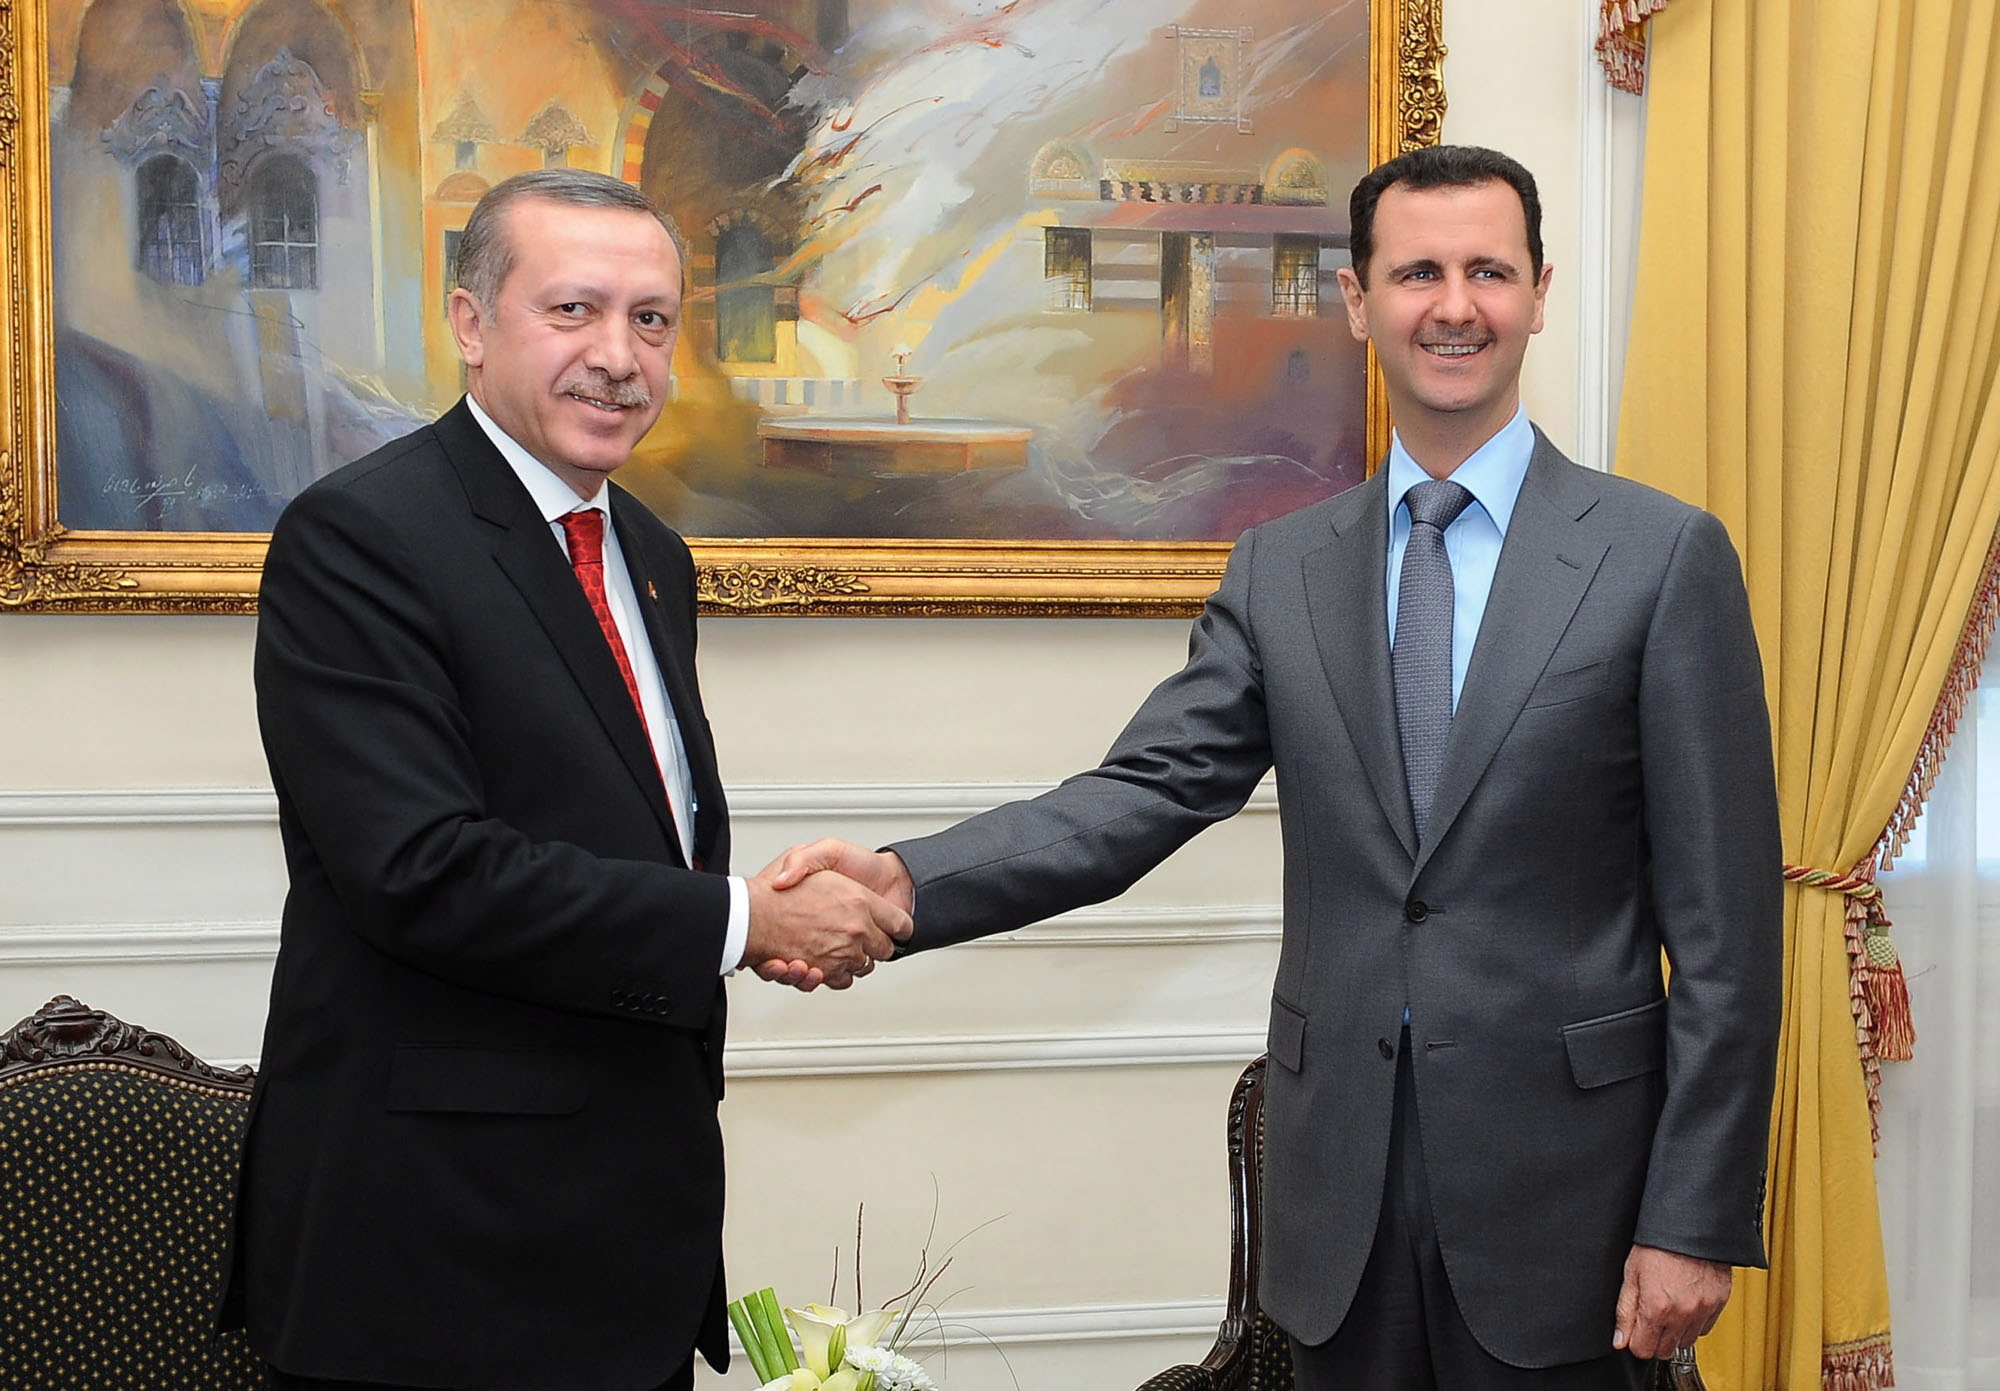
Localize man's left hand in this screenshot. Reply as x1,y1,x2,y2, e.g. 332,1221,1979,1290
1612,1245,1731,1361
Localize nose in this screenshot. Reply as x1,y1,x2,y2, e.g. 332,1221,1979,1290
1433,270,1478,327
582,317,640,380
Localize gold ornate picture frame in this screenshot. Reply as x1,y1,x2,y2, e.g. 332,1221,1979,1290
0,0,1443,616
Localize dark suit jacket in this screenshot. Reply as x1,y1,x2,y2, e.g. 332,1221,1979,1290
225,400,735,1391
891,433,1783,1367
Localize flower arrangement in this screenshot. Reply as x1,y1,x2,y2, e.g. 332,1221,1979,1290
727,1209,969,1391
728,1294,935,1391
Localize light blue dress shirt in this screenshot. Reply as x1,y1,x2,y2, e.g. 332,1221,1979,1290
1387,406,1535,1025
1384,405,1536,712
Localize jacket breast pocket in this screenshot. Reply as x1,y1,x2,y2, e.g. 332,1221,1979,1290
386,1045,589,1115
1522,658,1615,711
1268,995,1307,1073
1561,998,1666,1089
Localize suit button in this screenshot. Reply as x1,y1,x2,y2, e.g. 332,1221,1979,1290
1404,899,1429,923
1378,1037,1395,1060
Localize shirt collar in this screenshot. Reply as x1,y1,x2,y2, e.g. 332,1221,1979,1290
1385,404,1535,536
464,394,608,524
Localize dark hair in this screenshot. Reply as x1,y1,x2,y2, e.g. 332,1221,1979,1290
1347,145,1543,286
454,169,686,310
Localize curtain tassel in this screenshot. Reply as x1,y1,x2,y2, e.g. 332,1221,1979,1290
1783,863,1917,1147
1858,914,1916,1063
1781,863,1914,1060
1822,1333,1896,1390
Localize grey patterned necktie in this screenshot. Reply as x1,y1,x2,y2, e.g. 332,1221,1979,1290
1394,478,1475,840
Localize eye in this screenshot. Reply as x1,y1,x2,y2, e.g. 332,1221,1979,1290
554,301,589,317
635,310,669,329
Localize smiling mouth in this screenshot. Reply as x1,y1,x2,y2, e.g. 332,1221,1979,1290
1421,343,1487,358
557,373,652,413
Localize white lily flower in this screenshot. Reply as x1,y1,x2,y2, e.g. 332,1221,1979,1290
787,1304,903,1379
846,1308,900,1349
785,1305,844,1378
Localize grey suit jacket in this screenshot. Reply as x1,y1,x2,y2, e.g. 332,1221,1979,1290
891,432,1782,1367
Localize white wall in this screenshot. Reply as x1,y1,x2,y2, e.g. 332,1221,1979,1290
0,5,1644,1386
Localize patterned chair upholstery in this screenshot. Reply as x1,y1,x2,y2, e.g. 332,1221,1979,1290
1134,1056,1701,1391
0,995,271,1390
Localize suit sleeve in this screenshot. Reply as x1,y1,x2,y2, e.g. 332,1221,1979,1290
1631,509,1784,1266
893,527,1275,948
255,479,731,1030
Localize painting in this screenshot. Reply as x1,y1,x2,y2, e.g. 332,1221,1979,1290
0,0,1446,614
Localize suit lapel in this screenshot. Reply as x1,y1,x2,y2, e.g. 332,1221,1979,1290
435,404,681,856
1303,469,1419,862
1416,436,1609,875
611,490,726,867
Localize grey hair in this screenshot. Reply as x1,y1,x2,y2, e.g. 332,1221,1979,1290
454,169,687,310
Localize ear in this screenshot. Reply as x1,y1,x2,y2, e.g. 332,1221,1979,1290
447,287,487,369
1529,263,1554,335
1335,266,1370,345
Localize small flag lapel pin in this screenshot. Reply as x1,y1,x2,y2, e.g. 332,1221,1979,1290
647,580,659,602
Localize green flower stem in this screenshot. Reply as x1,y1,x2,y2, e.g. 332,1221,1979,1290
755,1289,799,1374
728,1298,775,1385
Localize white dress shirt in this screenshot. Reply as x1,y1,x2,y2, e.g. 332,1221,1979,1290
467,396,748,976
1384,404,1536,711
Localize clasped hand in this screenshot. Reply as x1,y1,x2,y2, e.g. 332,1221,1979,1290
740,840,915,991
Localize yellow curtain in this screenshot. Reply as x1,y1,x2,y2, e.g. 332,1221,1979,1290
1615,1,2000,1387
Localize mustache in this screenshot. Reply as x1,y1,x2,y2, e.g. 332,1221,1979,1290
558,374,652,409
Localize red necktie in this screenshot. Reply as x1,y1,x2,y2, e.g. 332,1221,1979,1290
558,508,691,864
560,508,656,747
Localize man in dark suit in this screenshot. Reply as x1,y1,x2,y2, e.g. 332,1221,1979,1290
767,147,1783,1389
227,170,911,1391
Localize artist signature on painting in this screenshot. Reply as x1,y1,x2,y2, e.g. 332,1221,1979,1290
102,469,277,517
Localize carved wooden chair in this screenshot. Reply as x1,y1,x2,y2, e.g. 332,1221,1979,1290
1134,1056,1703,1391
1138,1056,1285,1391
0,995,271,1389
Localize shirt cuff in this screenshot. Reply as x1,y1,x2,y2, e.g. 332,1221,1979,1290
719,875,750,976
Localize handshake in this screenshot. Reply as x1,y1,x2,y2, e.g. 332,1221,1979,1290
739,840,915,991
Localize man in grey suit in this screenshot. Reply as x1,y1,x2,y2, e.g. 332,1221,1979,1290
766,146,1782,1389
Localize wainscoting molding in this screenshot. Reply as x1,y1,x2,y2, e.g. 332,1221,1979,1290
726,1027,1265,1079
0,904,1279,967
0,1000,1264,1080
1,782,1280,1080
0,781,1280,829
779,1298,1225,1350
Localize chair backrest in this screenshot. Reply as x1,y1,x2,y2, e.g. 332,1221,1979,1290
0,995,271,1390
1225,1057,1294,1391
1156,1055,1294,1391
